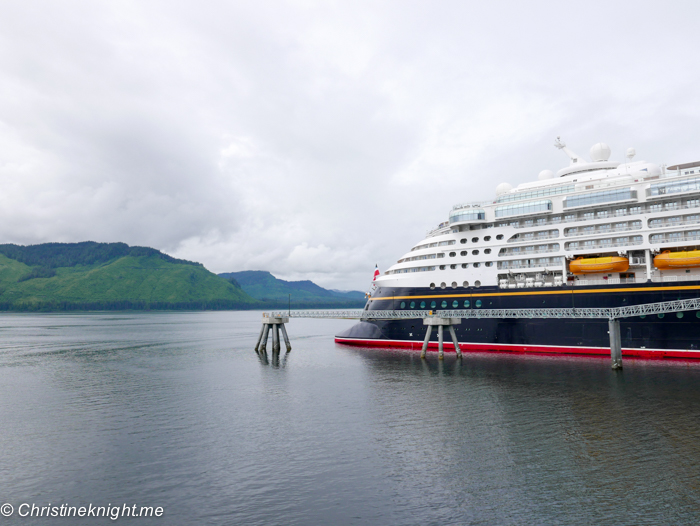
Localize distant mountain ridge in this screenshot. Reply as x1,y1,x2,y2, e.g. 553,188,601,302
0,241,257,311
218,270,366,307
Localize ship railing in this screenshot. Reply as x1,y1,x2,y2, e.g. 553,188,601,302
563,225,643,237
650,218,700,229
507,233,560,243
565,239,644,251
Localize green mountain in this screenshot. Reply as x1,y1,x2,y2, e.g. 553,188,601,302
219,270,366,308
0,242,258,311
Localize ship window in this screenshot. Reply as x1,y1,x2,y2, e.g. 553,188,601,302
420,301,426,309
464,300,471,307
463,281,469,287
583,212,594,220
461,251,467,256
648,177,700,198
410,301,415,309
430,301,437,309
551,216,562,223
495,200,553,218
441,301,448,308
400,301,406,309
473,263,480,268
485,262,493,267
677,312,684,318
629,206,641,214
460,238,467,244
449,209,486,223
440,282,446,289
484,236,491,241
449,252,456,257
565,188,636,209
472,250,479,255
484,248,491,254
451,281,458,289
472,237,479,242
439,265,446,270
475,280,481,287
564,214,576,222
452,300,459,308
687,199,700,208
649,204,662,212
614,208,627,216
430,283,436,289
450,264,457,269
696,311,700,318
658,313,665,318
462,263,468,269
475,299,482,307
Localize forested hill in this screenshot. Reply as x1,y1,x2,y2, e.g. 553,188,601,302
0,242,258,311
219,270,366,308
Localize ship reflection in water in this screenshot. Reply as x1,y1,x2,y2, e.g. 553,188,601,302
0,311,698,525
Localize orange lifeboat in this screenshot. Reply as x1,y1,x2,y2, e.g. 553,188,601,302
654,250,700,269
569,256,629,275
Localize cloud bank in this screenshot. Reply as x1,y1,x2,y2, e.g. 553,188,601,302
1,0,699,289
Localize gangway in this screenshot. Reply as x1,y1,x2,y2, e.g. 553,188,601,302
255,297,700,369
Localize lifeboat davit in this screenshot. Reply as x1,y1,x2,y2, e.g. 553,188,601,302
569,256,629,275
654,250,700,269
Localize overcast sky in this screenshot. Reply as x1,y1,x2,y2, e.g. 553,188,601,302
1,1,699,290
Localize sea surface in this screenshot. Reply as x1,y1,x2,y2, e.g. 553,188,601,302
0,311,699,525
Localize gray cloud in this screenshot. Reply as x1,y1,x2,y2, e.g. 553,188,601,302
1,0,699,290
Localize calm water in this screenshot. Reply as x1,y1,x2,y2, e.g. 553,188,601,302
0,311,699,525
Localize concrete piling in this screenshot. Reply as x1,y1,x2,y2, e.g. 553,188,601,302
421,318,462,359
609,318,622,369
258,315,291,357
420,326,433,359
448,325,462,359
280,324,292,352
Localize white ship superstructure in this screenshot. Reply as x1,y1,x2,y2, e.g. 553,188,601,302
379,140,700,291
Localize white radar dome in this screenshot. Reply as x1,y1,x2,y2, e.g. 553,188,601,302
626,147,636,160
538,169,554,180
496,182,513,196
590,142,611,162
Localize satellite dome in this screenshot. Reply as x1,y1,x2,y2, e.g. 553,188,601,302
496,182,512,196
590,142,611,162
538,169,554,180
626,147,636,160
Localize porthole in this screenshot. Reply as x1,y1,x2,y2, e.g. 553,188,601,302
697,311,700,318
484,249,491,254
475,280,481,287
450,264,456,269
463,281,469,287
430,301,437,309
451,281,458,289
420,301,426,309
677,312,684,318
475,299,482,308
430,283,436,289
639,315,646,319
449,252,456,257
440,282,447,289
473,263,480,268
658,313,665,318
452,300,459,308
410,301,416,309
464,300,471,308
400,301,406,309
440,265,446,270
472,237,479,243
462,263,469,269
484,236,491,241
441,300,448,308
460,238,467,244
485,262,493,267
496,234,504,240
461,251,468,256
472,250,479,255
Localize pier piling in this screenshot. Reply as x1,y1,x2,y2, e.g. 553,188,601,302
609,318,623,369
421,318,462,359
420,326,433,359
257,315,291,356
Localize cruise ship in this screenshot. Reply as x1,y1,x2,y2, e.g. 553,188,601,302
336,139,700,359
